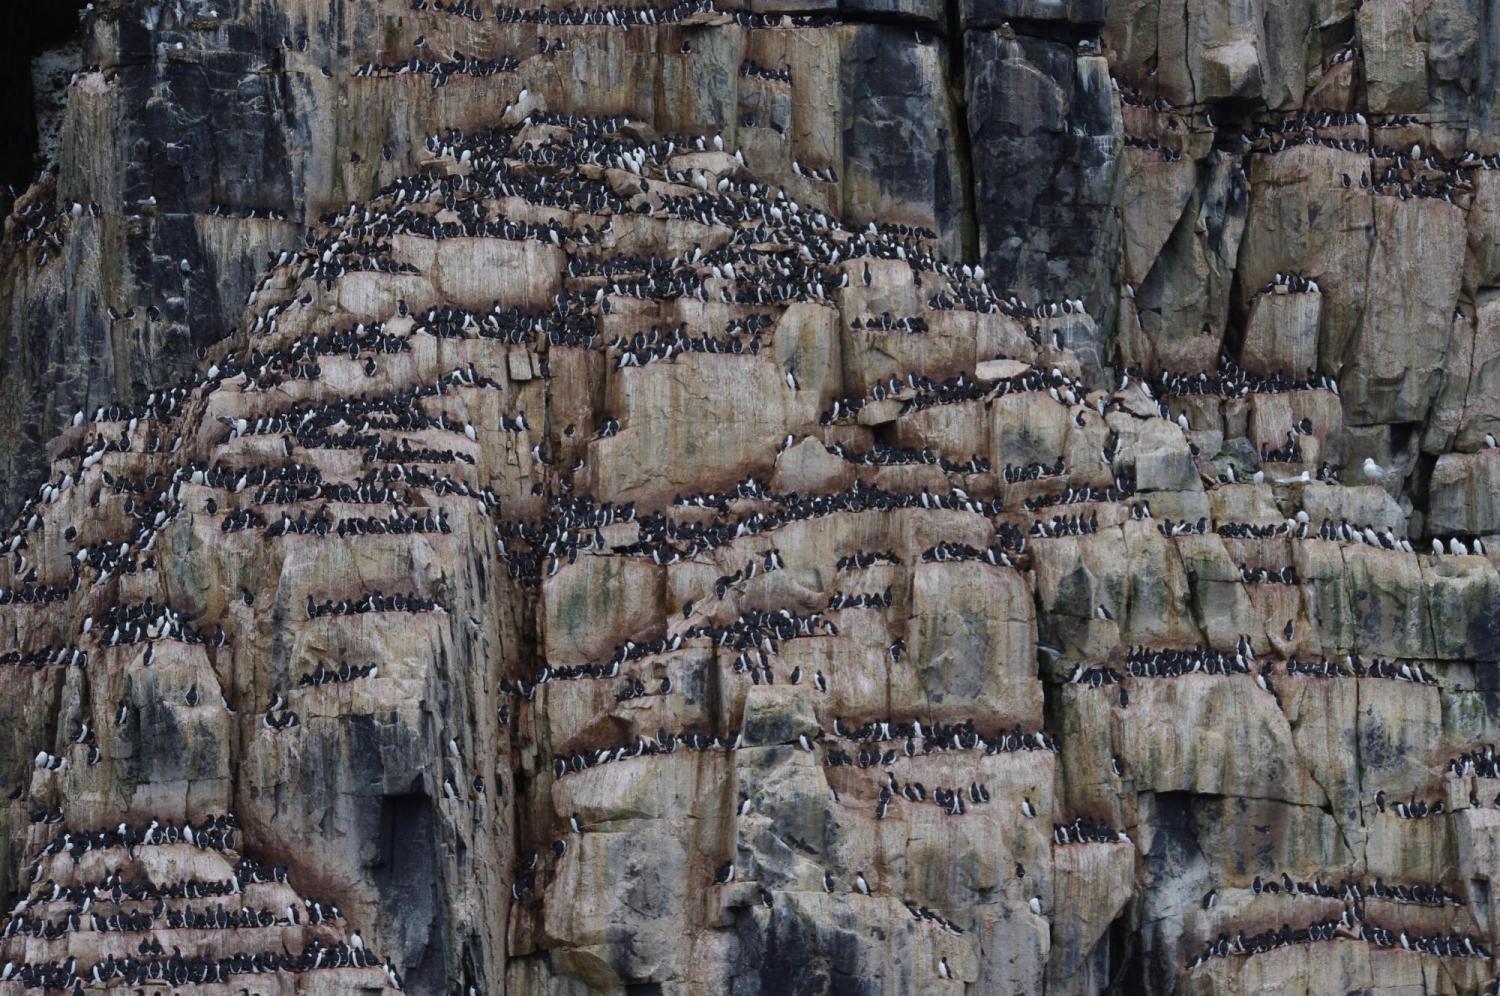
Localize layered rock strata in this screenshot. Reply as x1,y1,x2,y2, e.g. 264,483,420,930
0,2,1498,995
1,815,396,993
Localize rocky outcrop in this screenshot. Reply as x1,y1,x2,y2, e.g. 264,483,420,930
1,816,395,992
1,1,1500,995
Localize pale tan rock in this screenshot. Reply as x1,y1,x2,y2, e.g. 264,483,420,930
1297,484,1402,532
1340,195,1467,424
1429,448,1500,536
8,10,1500,995
1110,412,1199,492
1359,0,1430,113
1047,841,1134,990
907,561,1039,727
1121,150,1198,285
1239,290,1320,376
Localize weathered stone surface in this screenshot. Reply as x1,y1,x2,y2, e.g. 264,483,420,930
965,32,1122,325
963,0,1106,29
1239,291,1319,378
1429,449,1500,537
3,1,1500,995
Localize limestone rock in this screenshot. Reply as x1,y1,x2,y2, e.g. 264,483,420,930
1,1,1500,995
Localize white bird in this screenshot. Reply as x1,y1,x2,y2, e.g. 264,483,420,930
1362,457,1387,481
1028,896,1042,915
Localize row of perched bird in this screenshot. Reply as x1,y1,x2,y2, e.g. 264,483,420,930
1448,745,1500,780
5,901,305,938
1068,648,1441,687
492,0,717,26
1022,477,1135,512
83,600,218,648
0,585,69,606
1190,910,1491,967
306,591,444,618
1239,564,1297,584
0,938,392,991
197,460,492,511
299,660,380,687
1029,512,1100,538
1210,514,1488,559
15,865,259,909
612,324,761,366
358,52,520,85
38,815,240,860
827,716,1061,755
1137,356,1340,399
552,727,743,778
0,646,86,670
902,900,966,935
1374,792,1446,819
16,858,289,912
919,541,1017,567
1255,132,1483,204
835,550,900,571
740,60,791,84
1124,644,1253,679
1244,873,1460,906
851,312,927,333
1053,817,1126,845
1256,271,1320,295
826,442,990,475
1123,136,1185,162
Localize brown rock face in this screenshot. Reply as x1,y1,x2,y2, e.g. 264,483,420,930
2,2,1500,995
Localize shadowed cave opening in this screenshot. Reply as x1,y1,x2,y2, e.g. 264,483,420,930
0,1,87,200
376,790,448,995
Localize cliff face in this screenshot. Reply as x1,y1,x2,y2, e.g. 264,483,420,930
1,1,1500,994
